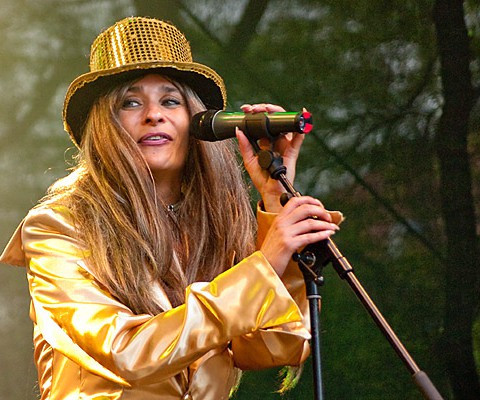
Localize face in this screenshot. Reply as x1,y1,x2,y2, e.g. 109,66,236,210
118,74,190,185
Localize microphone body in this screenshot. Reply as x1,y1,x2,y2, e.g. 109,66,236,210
190,110,313,142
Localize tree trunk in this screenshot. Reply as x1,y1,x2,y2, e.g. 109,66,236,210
432,1,480,398
227,0,269,56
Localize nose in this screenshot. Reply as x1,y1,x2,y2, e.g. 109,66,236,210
144,102,164,125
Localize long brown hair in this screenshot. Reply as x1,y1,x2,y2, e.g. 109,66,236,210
44,75,255,314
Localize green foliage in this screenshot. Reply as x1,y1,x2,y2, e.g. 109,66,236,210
180,0,478,398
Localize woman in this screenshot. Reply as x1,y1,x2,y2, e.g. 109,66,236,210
1,17,341,399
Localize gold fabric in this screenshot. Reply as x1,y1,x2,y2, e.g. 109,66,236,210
1,205,312,399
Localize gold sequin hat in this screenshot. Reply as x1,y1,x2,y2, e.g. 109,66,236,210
63,17,227,146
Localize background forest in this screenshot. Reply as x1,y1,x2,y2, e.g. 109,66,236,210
0,0,478,399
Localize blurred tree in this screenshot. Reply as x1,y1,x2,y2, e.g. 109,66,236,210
170,0,480,398
433,0,480,398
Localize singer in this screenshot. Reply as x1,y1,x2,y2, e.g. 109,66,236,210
0,17,341,399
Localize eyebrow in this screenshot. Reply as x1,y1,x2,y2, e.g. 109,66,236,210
126,83,181,95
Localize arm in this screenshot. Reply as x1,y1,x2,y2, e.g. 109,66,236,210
230,205,311,370
231,103,343,369
22,205,305,385
236,104,341,277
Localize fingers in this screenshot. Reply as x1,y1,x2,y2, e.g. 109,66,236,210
240,103,305,162
260,196,340,276
241,103,286,113
236,128,255,162
235,128,253,156
280,196,334,224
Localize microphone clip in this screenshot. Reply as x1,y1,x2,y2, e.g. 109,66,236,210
257,149,286,180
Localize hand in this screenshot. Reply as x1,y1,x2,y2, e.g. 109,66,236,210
260,196,339,277
236,103,306,213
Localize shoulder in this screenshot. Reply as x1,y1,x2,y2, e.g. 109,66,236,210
1,204,77,267
24,204,76,235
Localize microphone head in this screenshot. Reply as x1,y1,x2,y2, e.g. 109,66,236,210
298,111,313,133
190,110,216,141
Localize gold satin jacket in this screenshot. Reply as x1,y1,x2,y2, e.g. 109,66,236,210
0,204,335,399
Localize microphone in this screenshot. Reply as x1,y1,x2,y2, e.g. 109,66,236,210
190,110,313,142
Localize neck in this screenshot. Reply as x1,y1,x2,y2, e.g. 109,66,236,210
153,173,182,206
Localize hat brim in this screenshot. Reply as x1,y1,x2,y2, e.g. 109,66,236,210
63,61,226,146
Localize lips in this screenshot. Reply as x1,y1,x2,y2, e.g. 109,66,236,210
138,132,172,145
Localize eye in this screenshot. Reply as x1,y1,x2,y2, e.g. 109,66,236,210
121,97,141,109
162,97,182,107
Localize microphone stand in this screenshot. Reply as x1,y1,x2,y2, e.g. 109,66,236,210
253,147,444,400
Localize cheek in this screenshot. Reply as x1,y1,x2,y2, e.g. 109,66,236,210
177,117,191,152
118,113,136,138
178,133,191,161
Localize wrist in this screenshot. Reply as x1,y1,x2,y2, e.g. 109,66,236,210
261,193,283,213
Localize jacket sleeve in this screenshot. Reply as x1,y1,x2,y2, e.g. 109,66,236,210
230,205,312,369
13,205,306,385
231,205,344,369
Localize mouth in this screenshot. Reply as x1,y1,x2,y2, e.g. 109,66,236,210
138,133,172,145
